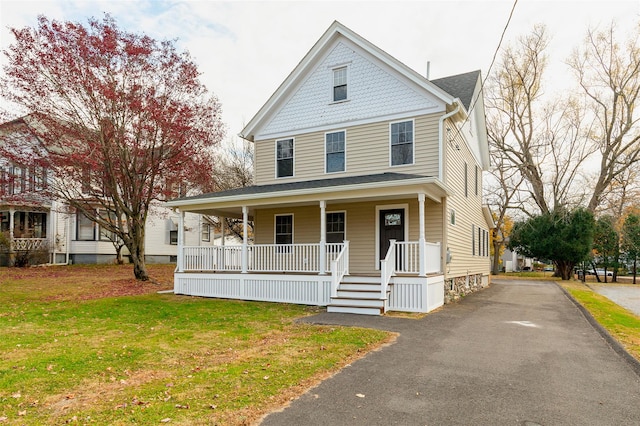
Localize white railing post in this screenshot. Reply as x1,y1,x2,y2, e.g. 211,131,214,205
380,239,396,300
319,201,327,275
330,242,349,299
177,209,185,272
344,240,349,275
418,193,426,277
241,206,248,274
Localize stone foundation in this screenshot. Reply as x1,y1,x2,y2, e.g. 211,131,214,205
444,273,489,304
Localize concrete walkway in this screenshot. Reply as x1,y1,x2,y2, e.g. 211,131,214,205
260,280,640,426
590,284,640,317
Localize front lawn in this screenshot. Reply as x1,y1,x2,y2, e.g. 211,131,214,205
560,281,640,362
0,264,391,425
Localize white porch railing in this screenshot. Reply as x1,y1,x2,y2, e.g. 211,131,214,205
425,242,442,274
380,239,396,300
181,243,345,273
330,241,349,298
11,238,50,251
395,241,419,273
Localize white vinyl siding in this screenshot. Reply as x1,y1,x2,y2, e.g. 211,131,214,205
254,113,440,185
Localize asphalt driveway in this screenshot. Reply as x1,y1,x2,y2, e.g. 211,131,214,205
260,280,640,425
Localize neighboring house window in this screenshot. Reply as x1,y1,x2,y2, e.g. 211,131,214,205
390,120,414,166
332,67,347,102
0,211,9,232
99,211,118,242
325,131,345,173
169,230,178,245
276,138,294,178
326,212,345,243
77,213,95,241
275,214,293,245
464,162,468,197
202,223,211,242
450,209,456,226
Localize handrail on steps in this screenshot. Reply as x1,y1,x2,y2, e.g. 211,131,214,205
380,239,396,300
330,241,349,298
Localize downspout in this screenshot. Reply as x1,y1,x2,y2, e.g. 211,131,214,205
438,103,461,182
438,103,460,284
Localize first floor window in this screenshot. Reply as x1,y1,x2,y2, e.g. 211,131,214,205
276,138,294,178
169,230,178,245
99,211,118,242
471,224,476,256
326,212,345,243
326,131,345,173
275,215,293,245
1,211,9,232
390,120,414,165
202,223,211,242
77,213,95,241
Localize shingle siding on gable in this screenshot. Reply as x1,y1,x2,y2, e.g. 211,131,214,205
259,41,444,138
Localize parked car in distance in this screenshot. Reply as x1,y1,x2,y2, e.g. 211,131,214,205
585,269,614,276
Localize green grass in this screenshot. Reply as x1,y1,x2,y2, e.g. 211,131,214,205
0,265,391,425
560,281,640,361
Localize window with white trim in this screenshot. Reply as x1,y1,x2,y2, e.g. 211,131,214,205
326,212,345,243
275,214,293,245
276,138,294,178
332,67,347,102
390,120,414,166
325,131,345,173
450,209,456,226
464,162,468,197
201,223,211,242
471,224,476,256
77,212,95,241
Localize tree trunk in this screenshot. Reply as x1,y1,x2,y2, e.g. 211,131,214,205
127,222,149,281
492,240,502,275
591,260,601,283
555,260,574,280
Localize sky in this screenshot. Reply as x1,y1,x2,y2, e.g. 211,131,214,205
1,0,639,145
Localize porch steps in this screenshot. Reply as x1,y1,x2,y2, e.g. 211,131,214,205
327,276,389,316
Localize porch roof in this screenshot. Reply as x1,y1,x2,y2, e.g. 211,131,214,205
166,172,450,218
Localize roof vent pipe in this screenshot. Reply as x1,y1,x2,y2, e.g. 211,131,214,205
426,61,430,80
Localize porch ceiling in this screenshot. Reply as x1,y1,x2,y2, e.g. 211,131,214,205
166,172,451,218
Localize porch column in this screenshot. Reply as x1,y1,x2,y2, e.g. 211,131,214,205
177,209,185,272
319,200,327,275
418,193,426,277
220,217,226,246
241,206,248,274
9,207,15,241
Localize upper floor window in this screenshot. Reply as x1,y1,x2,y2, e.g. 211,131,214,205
325,131,345,173
275,214,293,245
390,120,414,166
276,138,294,178
332,67,347,102
464,162,468,197
475,166,479,196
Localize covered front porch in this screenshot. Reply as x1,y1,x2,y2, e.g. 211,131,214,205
168,173,449,315
1,204,54,266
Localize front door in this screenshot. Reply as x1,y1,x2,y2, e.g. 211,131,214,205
379,209,405,267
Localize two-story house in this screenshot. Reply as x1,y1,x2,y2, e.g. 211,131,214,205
167,21,494,315
0,116,216,266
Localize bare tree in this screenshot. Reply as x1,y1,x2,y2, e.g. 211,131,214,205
568,22,640,212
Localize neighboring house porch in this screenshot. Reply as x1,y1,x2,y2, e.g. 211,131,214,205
0,202,56,266
169,173,447,315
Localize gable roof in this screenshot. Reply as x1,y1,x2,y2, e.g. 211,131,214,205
240,21,462,142
431,70,481,111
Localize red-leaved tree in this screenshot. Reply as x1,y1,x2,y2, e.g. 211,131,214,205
0,14,224,280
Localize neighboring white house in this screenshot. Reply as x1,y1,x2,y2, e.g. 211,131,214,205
0,116,214,266
166,21,494,315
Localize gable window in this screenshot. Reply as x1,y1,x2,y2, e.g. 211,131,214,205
275,214,293,245
390,120,414,166
326,212,345,243
77,212,95,241
332,67,347,102
276,138,294,178
325,131,345,173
